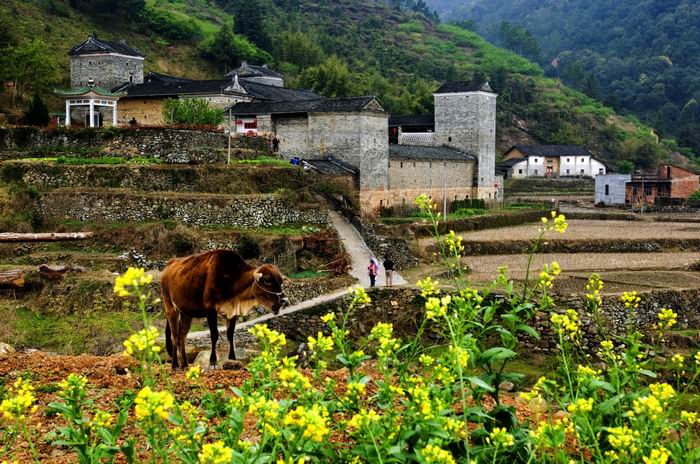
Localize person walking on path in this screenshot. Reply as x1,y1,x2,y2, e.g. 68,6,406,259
368,258,378,288
383,254,395,287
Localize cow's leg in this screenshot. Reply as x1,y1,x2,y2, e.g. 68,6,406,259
227,316,238,360
165,311,180,370
207,311,219,368
178,315,192,370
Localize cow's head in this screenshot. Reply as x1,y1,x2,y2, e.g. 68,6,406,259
253,264,288,314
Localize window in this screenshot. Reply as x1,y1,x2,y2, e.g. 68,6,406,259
448,136,452,142
599,168,604,174
388,162,391,168
244,121,257,129
518,169,523,174
605,185,609,195
534,169,539,175
567,158,571,162
547,159,553,165
413,162,416,167
566,169,570,174
380,200,383,207
644,185,652,196
580,169,585,175
400,162,403,168
581,158,585,162
534,158,538,163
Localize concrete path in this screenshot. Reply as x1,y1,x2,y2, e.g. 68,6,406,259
328,210,406,287
186,211,405,342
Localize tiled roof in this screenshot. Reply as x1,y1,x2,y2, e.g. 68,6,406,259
303,157,358,176
241,81,319,101
69,36,144,57
434,81,494,94
498,158,526,168
389,145,475,161
229,96,384,115
507,145,592,157
54,86,125,97
225,61,283,79
388,114,435,127
119,73,318,101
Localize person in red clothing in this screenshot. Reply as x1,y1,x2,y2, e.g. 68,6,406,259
368,258,378,287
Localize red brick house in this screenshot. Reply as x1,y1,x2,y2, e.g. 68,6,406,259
626,164,699,205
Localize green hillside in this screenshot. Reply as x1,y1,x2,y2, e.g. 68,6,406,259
426,0,700,164
0,0,681,169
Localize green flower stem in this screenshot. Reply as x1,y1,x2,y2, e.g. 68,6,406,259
522,229,545,299
21,421,39,464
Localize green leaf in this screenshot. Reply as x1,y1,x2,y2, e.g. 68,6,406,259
478,347,517,364
466,376,496,392
590,380,616,393
597,394,624,414
516,323,540,340
483,305,496,323
639,369,657,378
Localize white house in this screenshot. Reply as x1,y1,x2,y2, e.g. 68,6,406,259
501,145,607,178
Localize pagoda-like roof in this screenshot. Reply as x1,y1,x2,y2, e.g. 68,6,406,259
54,87,125,98
69,36,144,57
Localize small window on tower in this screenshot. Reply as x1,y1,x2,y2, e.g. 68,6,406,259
448,137,452,142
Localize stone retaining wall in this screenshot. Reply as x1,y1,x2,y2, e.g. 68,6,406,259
457,238,700,256
39,189,329,228
233,287,700,353
409,209,550,237
2,161,302,194
351,216,419,269
0,127,229,164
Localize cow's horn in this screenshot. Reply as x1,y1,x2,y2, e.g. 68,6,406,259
254,271,263,281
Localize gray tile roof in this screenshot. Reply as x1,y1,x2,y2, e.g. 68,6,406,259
241,81,319,101
507,145,592,157
389,114,434,127
434,81,494,94
69,36,144,57
389,145,475,161
303,158,358,176
228,96,384,115
225,61,283,79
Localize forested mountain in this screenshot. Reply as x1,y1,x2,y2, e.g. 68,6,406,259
427,0,700,160
0,0,691,169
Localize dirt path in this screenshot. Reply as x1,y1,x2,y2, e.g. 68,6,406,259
186,211,405,342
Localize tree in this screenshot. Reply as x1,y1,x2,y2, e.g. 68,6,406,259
203,24,272,70
162,99,224,127
616,160,635,174
69,0,144,15
299,56,357,98
24,94,50,127
0,39,60,106
498,21,541,62
232,0,270,50
273,31,324,69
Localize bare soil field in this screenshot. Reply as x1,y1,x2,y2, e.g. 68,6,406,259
457,220,700,242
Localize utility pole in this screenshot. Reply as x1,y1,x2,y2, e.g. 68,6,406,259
227,108,232,164
443,161,448,220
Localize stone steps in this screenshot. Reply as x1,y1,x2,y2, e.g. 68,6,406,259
39,188,329,229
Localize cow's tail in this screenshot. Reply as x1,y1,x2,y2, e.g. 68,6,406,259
165,321,173,357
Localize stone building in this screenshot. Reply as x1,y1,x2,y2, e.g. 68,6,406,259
230,96,389,207
68,36,144,89
501,145,607,178
230,80,501,212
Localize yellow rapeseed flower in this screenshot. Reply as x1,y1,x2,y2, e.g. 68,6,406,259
348,408,381,431
113,267,152,297
607,425,639,455
185,365,201,381
621,291,641,309
567,398,594,414
420,443,456,464
0,378,37,422
631,395,663,420
198,441,233,464
91,410,113,429
307,331,333,352
672,353,685,370
657,308,677,331
123,326,161,357
417,277,439,297
649,383,675,403
487,427,515,448
352,286,371,305
283,404,329,442
134,386,174,421
642,447,670,464
551,309,581,341
681,410,698,425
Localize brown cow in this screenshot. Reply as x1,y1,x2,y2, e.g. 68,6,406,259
161,249,288,370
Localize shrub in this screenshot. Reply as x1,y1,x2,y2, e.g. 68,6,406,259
139,3,199,40
162,98,224,127
24,94,50,127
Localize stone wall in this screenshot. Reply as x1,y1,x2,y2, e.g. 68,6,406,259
351,216,418,269
232,287,700,354
409,209,550,237
3,162,304,194
118,98,166,126
0,127,226,164
39,189,329,228
434,91,497,191
70,54,144,89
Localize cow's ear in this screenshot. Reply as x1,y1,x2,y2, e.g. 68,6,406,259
254,271,263,282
